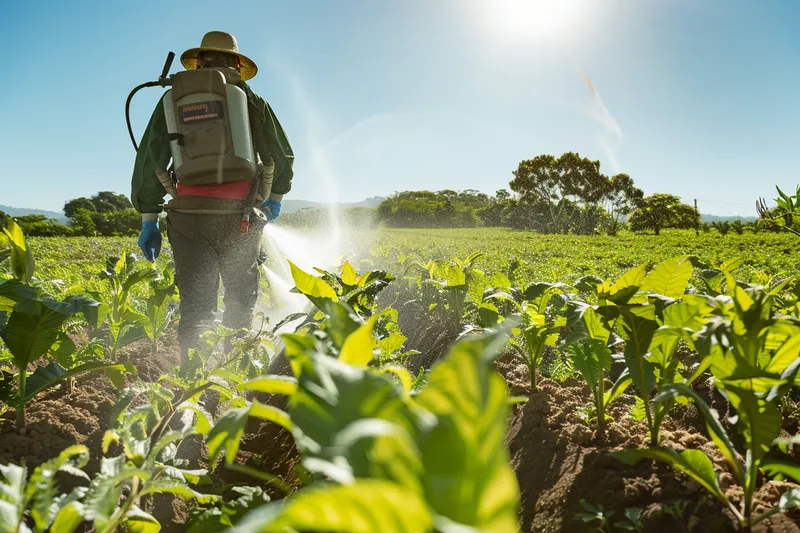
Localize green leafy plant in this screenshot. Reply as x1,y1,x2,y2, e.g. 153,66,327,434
575,500,643,533
217,325,520,532
567,307,630,441
615,284,800,530
0,445,90,533
90,253,158,358
141,261,178,356
507,282,565,391
0,222,132,430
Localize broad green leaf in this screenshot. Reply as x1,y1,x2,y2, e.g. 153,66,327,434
5,298,74,368
1,219,34,284
341,261,358,286
230,481,433,533
444,264,466,287
600,263,647,305
613,448,728,503
378,330,408,359
27,444,89,530
467,270,488,304
724,385,781,465
655,384,745,484
21,361,133,405
604,371,632,406
248,401,292,432
662,299,708,330
121,268,158,293
582,307,611,343
569,340,611,392
414,332,520,532
207,401,291,467
0,463,26,531
325,302,362,349
762,459,800,483
51,502,85,533
765,332,800,374
238,375,298,396
290,353,421,491
125,506,161,533
0,280,38,313
207,407,253,467
139,479,218,504
620,311,657,397
289,260,337,303
778,487,800,512
490,272,511,288
380,365,414,394
641,257,693,299
339,315,378,366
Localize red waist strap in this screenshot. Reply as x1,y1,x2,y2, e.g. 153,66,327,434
177,181,251,200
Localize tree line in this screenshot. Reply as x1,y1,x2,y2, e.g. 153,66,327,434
0,192,140,237
377,152,703,235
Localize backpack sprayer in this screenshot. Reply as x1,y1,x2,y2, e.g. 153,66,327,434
126,51,269,234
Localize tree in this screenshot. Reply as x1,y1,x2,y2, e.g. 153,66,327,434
510,152,606,206
63,197,96,219
495,189,511,201
91,191,133,213
71,208,97,236
602,174,644,235
628,194,699,235
509,152,608,234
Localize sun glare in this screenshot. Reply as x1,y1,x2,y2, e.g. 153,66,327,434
483,0,589,45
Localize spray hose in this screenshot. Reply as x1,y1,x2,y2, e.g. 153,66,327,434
126,52,175,152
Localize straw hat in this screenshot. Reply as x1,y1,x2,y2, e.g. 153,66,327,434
180,31,258,81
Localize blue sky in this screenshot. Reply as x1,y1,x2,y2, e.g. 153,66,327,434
1,0,798,216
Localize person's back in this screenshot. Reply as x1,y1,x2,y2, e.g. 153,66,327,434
130,31,295,363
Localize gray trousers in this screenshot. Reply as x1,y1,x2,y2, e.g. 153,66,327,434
166,211,266,361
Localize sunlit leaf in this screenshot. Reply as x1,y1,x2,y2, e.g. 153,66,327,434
230,481,433,533
641,257,693,299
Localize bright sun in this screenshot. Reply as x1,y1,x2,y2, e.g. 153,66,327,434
483,0,589,45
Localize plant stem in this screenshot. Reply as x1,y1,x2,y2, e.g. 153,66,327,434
99,476,141,533
645,396,656,446
16,369,26,431
596,379,606,442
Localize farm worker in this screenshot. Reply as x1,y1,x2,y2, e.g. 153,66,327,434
130,31,294,362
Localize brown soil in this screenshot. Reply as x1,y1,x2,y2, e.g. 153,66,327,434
2,329,799,533
497,356,800,533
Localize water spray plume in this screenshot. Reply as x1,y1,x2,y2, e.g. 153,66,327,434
257,222,349,331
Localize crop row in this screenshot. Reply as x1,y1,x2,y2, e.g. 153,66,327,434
2,218,800,531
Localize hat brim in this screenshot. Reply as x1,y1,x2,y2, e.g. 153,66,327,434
180,47,258,81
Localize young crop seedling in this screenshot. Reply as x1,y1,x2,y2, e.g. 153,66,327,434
508,282,565,392
567,306,630,441
0,220,133,430
89,253,158,358
615,283,800,530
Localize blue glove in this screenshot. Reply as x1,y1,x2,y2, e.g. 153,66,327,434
138,220,162,262
263,199,281,221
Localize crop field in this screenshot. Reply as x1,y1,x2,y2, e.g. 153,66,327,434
2,224,800,532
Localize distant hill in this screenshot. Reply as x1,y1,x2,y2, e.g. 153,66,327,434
700,214,758,223
0,205,67,224
0,198,386,224
281,196,384,214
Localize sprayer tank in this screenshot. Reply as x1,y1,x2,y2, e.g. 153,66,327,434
162,69,257,185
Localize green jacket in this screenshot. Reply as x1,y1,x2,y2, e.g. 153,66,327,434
130,80,295,214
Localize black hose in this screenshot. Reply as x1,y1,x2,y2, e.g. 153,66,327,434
125,81,159,151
